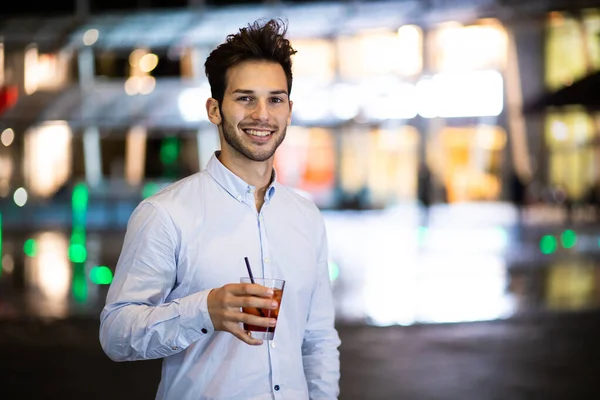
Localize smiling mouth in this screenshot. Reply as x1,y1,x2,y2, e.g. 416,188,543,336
243,129,273,137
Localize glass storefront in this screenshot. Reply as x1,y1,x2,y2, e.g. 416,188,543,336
424,19,508,203
545,108,596,199
544,10,600,201
1,12,515,208
429,125,506,203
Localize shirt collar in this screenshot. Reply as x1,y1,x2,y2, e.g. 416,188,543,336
206,151,278,204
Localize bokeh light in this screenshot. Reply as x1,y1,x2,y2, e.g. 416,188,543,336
82,29,99,46
560,229,577,249
13,187,28,207
90,266,114,285
540,235,557,255
1,128,15,147
24,238,37,257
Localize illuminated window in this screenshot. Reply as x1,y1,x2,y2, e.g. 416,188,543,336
338,25,423,79
543,11,600,201
545,12,588,90
582,9,600,72
291,80,333,122
24,45,39,95
430,126,506,203
125,126,147,186
545,109,595,199
360,77,418,120
293,77,420,123
24,46,69,94
23,122,72,198
292,39,336,83
338,125,420,207
339,126,370,197
367,126,420,206
416,70,504,118
274,126,336,208
428,19,508,73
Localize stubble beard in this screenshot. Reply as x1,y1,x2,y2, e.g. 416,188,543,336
220,115,286,162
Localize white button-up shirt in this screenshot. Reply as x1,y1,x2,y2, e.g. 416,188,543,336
100,152,341,400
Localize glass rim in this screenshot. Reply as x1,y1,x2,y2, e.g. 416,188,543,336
240,277,285,284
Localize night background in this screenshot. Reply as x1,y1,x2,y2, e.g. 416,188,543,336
2,0,600,399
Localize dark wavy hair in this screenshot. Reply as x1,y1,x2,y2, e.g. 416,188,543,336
204,18,297,105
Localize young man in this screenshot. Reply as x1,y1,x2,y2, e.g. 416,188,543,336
99,19,341,399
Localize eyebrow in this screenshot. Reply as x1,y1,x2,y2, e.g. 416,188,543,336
231,89,289,96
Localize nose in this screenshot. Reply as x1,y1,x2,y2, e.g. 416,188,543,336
250,99,269,121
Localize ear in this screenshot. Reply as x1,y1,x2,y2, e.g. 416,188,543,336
206,98,222,125
287,100,293,126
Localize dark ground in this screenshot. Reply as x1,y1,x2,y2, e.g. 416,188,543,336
2,312,600,400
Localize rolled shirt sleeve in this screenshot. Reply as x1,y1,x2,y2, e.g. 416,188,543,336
302,217,341,399
99,202,215,362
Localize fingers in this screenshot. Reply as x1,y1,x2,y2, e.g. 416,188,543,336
224,284,278,310
231,328,264,346
238,311,277,328
208,284,278,344
230,283,274,298
241,297,278,310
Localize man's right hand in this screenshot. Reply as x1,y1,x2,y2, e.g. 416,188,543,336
207,283,278,345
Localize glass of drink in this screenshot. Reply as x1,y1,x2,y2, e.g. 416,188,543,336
240,277,285,340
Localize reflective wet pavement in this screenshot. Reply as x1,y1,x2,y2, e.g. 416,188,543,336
2,313,600,399
1,204,600,324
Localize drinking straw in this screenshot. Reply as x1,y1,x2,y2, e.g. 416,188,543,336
244,257,266,318
244,257,256,283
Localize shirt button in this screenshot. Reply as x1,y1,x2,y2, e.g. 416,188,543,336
171,346,178,350
274,385,280,391
270,341,276,348
264,258,270,263
236,194,242,201
201,328,208,334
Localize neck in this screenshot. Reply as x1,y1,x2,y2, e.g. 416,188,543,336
217,149,274,191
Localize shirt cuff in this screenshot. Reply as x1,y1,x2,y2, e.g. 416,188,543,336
178,289,215,338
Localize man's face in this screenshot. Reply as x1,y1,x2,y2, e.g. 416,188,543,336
209,60,293,162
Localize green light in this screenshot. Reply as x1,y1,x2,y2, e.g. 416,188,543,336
72,183,89,226
72,263,87,303
24,238,37,257
90,266,113,285
72,183,89,210
160,137,180,165
71,231,86,246
71,225,86,245
142,182,161,199
68,244,87,263
328,261,340,282
540,235,557,255
561,229,577,249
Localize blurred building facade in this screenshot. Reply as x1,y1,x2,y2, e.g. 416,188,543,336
0,0,599,223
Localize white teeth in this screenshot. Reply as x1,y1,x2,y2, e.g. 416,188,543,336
245,129,271,137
